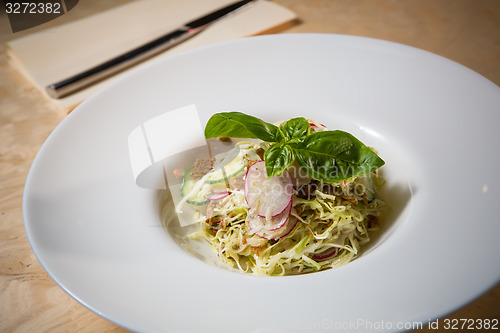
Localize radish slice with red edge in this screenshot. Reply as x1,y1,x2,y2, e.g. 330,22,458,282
267,201,292,231
247,201,292,232
248,215,298,240
204,190,230,201
245,161,293,218
312,248,338,261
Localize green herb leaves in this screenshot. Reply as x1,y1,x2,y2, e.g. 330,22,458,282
204,112,280,143
264,143,294,178
204,112,385,182
294,131,385,182
263,117,310,178
278,117,310,143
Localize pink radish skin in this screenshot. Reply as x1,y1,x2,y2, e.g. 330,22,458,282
244,161,293,218
268,201,292,231
312,248,338,261
205,190,230,201
247,201,292,232
248,215,298,240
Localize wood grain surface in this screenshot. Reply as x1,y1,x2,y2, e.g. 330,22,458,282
1,1,499,332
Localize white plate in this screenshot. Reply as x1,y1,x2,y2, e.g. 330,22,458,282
23,34,500,332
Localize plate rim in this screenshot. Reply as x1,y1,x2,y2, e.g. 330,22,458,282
23,33,500,332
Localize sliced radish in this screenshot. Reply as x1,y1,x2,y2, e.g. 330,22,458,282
204,181,231,201
268,201,292,231
204,190,230,201
308,121,327,131
248,201,292,232
245,161,293,218
312,248,338,261
248,215,298,240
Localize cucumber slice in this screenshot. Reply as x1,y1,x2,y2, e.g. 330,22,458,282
205,155,245,184
181,167,209,206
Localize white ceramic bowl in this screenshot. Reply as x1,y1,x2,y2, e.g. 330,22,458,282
23,34,500,332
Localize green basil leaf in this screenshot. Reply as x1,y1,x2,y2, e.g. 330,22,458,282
279,117,310,143
204,112,280,142
293,130,385,182
264,143,294,178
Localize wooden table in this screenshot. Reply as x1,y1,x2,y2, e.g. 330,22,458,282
1,1,499,331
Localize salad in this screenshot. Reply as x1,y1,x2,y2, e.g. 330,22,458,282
176,112,386,276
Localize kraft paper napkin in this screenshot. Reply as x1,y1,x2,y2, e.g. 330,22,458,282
7,0,297,110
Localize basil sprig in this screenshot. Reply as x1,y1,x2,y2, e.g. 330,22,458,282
204,112,384,182
204,112,280,142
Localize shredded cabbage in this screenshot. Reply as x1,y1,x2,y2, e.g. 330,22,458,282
177,139,386,276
